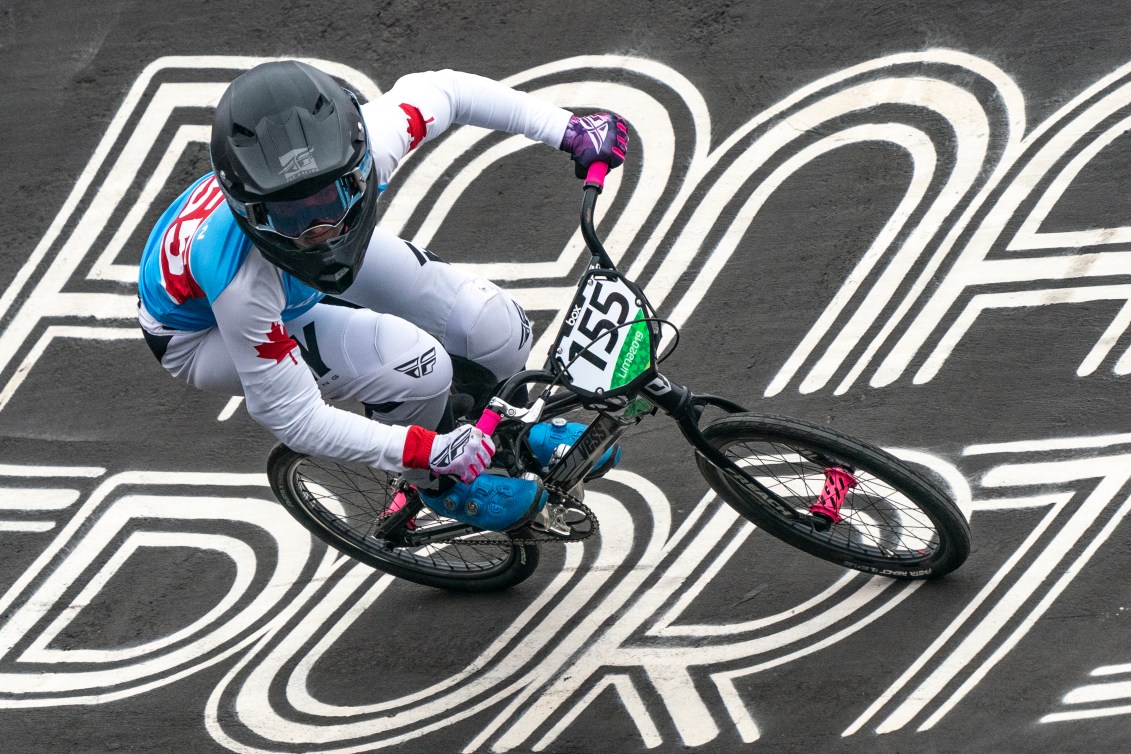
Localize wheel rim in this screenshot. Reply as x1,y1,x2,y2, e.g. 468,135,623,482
287,455,521,578
720,438,944,564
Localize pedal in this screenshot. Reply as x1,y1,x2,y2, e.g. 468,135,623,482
531,502,576,537
529,483,596,541
379,479,420,536
387,490,417,530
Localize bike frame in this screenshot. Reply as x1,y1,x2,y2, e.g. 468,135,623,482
486,166,808,524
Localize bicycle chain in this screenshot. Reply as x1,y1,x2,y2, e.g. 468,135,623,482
504,483,600,546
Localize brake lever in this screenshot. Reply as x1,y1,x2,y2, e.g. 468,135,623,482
481,397,546,426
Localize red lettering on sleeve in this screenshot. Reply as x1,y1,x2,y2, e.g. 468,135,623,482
159,177,224,304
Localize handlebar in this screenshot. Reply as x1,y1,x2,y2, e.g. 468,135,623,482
580,161,616,269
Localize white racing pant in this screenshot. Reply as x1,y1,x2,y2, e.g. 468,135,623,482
142,226,532,431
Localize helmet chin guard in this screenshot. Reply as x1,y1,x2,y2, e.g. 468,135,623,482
210,60,377,294
254,180,379,294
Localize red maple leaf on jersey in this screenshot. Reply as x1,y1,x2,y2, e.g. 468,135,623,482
255,322,298,365
399,103,434,150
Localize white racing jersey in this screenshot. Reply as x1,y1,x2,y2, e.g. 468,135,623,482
137,70,572,470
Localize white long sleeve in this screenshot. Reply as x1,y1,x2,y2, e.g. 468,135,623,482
211,250,411,470
360,69,573,185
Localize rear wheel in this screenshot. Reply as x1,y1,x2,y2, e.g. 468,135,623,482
695,415,970,579
267,444,540,592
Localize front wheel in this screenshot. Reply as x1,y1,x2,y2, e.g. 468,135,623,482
695,415,970,579
267,444,540,592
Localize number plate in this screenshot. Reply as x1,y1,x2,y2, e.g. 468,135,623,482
551,269,657,398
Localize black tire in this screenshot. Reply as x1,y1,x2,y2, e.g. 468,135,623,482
695,415,970,579
267,444,540,592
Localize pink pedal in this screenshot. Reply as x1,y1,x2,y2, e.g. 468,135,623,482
809,467,857,525
388,489,417,531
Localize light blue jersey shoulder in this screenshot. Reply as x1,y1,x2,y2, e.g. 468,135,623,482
138,174,324,331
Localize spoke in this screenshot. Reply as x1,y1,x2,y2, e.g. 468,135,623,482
290,457,516,575
720,434,943,562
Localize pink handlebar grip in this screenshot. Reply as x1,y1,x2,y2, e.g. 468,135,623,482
475,409,502,435
585,161,610,188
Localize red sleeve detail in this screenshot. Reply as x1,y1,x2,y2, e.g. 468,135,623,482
398,103,432,151
402,425,437,469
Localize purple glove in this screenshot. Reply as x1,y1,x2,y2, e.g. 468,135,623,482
559,113,630,179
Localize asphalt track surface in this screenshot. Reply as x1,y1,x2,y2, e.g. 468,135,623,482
4,1,1131,751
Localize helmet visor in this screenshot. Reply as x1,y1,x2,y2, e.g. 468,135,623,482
246,153,371,244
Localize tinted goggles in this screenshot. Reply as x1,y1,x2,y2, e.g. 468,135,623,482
243,151,372,244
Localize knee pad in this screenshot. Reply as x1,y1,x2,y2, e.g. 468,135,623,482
457,282,533,379
358,318,454,429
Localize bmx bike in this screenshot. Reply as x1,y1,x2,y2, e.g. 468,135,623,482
268,163,971,592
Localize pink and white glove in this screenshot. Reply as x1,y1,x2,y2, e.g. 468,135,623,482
559,113,630,179
402,425,495,483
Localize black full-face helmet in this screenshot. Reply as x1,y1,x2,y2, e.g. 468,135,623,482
210,60,377,294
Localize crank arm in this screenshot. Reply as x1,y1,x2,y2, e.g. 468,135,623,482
393,522,481,546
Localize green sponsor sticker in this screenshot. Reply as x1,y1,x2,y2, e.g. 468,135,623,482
621,396,655,420
611,310,651,389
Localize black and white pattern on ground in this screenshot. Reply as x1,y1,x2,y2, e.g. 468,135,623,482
3,1,1131,751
